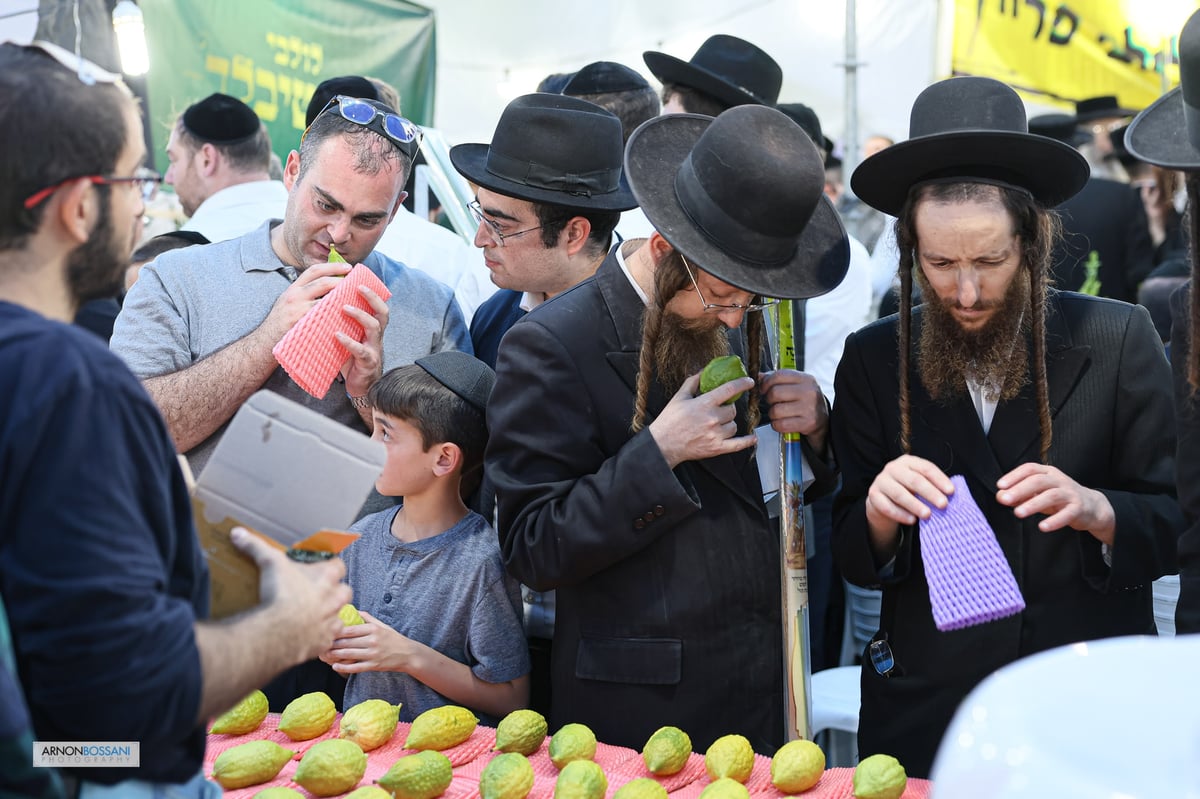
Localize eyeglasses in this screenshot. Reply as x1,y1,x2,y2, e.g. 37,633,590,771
23,167,163,210
304,95,422,157
680,253,777,313
468,200,545,247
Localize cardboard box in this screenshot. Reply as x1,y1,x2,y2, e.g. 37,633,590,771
193,390,386,618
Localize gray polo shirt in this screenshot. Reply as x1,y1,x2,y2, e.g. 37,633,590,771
111,220,471,475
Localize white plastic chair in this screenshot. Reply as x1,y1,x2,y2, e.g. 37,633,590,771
811,666,861,767
813,581,882,767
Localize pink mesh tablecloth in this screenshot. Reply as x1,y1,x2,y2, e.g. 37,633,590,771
919,474,1025,631
206,717,934,798
272,264,391,399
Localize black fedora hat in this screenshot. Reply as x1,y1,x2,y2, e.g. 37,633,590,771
625,106,849,300
1075,94,1138,124
450,93,636,211
1028,112,1091,147
777,102,835,161
643,35,782,108
851,76,1090,216
1126,9,1200,169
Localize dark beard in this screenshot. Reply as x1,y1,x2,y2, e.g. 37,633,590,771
65,189,125,307
652,309,732,395
914,268,1032,403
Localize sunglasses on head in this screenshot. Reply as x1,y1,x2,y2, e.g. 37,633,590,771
303,95,422,158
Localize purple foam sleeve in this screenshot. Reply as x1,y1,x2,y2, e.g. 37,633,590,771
919,474,1025,631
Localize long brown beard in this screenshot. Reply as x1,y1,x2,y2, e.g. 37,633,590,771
651,309,732,395
915,268,1032,403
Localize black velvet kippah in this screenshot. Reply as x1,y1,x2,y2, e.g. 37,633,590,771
182,93,260,143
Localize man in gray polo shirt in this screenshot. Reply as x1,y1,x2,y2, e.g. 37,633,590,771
113,96,470,478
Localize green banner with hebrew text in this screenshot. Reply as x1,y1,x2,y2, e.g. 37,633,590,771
140,0,435,171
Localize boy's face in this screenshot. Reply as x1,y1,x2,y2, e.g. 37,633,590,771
371,412,439,497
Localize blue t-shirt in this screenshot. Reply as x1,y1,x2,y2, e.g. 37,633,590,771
341,508,529,723
0,302,208,785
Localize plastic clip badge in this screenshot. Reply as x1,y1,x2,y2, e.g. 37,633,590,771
869,637,896,677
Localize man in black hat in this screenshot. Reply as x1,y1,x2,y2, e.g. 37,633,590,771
836,75,1180,777
644,34,782,116
485,104,848,751
1074,94,1138,177
451,93,635,368
449,92,634,716
165,93,286,243
1126,7,1200,635
1028,112,1154,304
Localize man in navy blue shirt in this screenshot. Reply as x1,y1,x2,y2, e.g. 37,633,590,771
0,42,351,797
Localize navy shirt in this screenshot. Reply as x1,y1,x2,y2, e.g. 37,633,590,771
0,302,208,785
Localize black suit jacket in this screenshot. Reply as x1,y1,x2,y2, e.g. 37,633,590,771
486,245,834,752
832,291,1180,777
1170,283,1200,633
1052,177,1153,304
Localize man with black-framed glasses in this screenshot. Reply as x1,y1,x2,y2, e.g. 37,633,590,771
485,105,849,751
0,41,352,798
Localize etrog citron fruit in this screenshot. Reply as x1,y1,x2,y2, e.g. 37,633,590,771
699,777,750,799
404,705,479,750
495,708,548,756
278,691,337,741
339,603,365,626
704,734,754,783
771,739,825,793
699,356,749,404
377,749,453,799
548,723,597,769
642,725,691,776
294,738,368,797
211,740,295,789
210,689,269,735
340,698,400,751
344,788,395,799
852,754,907,799
328,245,347,263
252,789,305,799
479,751,535,799
614,778,668,799
553,758,607,799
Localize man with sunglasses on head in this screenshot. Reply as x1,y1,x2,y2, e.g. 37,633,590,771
484,106,848,752
112,94,470,488
0,42,351,797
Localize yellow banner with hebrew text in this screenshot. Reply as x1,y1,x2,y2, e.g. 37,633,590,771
952,0,1199,112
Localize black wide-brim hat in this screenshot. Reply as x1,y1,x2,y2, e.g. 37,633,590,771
625,106,849,300
1126,9,1200,169
450,93,636,211
1028,112,1091,147
852,76,1090,216
643,34,782,108
1075,94,1138,124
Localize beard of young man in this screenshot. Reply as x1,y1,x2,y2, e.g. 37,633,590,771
65,189,127,307
914,265,1032,404
651,308,732,396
